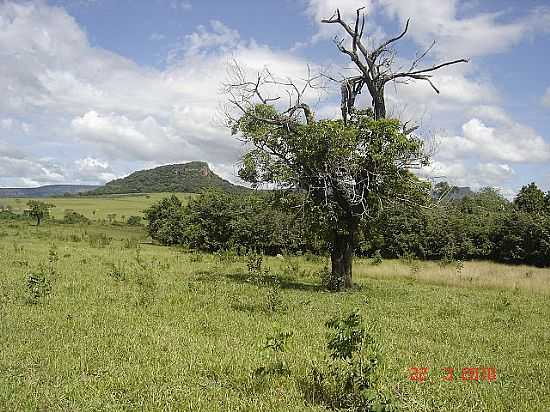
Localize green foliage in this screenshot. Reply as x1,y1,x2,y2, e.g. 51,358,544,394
143,194,187,245
362,184,550,267
234,108,429,226
126,215,142,226
253,331,293,378
26,269,52,303
145,190,323,254
326,311,369,360
493,211,550,267
26,200,55,225
514,182,546,214
305,311,395,411
0,215,548,409
371,250,383,265
0,209,22,220
62,209,90,224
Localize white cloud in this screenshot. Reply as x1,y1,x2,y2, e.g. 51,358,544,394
169,20,241,60
305,0,550,58
420,160,515,190
75,157,117,183
1,119,13,130
0,2,315,184
71,111,191,161
378,0,550,58
436,115,550,163
0,144,66,187
305,0,382,42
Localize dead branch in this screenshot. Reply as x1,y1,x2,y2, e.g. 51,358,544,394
322,8,469,121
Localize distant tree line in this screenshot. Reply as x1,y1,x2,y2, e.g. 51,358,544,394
145,182,550,267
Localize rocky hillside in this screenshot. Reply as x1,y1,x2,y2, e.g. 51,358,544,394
89,161,245,195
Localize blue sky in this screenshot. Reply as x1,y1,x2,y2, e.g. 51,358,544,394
1,0,550,196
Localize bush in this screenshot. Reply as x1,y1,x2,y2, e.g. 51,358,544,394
144,195,187,245
0,210,21,220
304,311,395,411
127,215,142,226
144,190,325,254
62,209,90,224
492,212,550,267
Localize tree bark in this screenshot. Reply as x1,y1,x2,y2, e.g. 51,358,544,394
329,221,357,290
373,86,386,120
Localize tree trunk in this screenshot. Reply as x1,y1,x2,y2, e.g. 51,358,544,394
373,86,386,120
329,222,357,291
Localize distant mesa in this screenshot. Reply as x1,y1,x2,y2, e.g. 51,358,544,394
87,161,246,195
0,161,244,198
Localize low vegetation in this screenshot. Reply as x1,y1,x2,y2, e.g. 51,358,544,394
0,213,548,410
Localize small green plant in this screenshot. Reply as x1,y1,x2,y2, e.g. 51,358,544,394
246,252,263,274
25,266,52,304
455,259,464,274
246,252,269,285
107,262,126,281
265,278,285,313
215,248,239,263
371,250,383,265
318,266,332,290
303,311,395,411
253,331,293,378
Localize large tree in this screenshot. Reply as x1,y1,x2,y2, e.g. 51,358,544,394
225,8,467,290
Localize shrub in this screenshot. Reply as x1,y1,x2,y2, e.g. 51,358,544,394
62,209,90,224
144,195,187,245
304,311,395,411
127,215,142,226
253,331,293,378
26,270,52,303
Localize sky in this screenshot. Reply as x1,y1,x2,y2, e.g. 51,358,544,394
1,0,550,197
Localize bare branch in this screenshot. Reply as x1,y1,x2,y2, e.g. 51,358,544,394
371,18,410,60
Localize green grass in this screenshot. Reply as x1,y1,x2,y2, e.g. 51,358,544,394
0,220,548,411
0,193,193,221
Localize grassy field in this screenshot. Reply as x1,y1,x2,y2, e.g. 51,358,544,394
0,193,192,221
0,210,549,410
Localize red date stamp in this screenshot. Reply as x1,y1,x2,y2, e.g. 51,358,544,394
409,367,496,382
